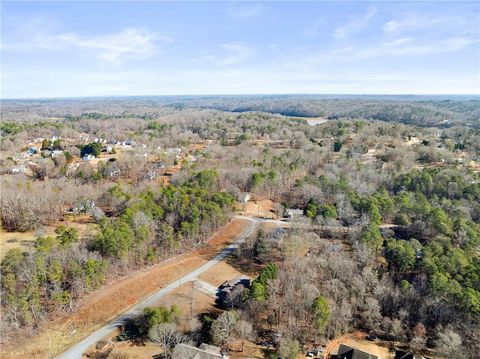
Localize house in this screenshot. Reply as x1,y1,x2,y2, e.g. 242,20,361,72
284,208,304,219
9,166,25,174
51,150,64,158
167,147,182,154
268,227,287,242
68,200,95,214
217,275,250,308
153,162,166,169
239,192,251,203
144,171,156,180
335,344,378,359
27,147,38,156
172,343,228,359
220,275,250,289
107,167,121,177
415,248,423,260
82,154,95,161
121,140,135,147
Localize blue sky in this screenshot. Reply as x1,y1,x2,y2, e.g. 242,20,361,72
1,1,479,98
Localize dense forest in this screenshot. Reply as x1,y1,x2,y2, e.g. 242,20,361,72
1,95,479,128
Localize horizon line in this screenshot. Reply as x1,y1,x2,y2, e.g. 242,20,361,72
2,93,479,101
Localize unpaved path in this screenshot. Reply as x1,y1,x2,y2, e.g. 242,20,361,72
56,216,257,359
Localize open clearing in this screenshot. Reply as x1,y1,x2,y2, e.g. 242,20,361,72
242,198,277,219
197,260,249,287
1,218,250,359
0,215,94,259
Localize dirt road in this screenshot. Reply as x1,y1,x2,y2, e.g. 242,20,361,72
56,216,257,359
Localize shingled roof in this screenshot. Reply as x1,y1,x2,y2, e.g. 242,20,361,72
337,344,378,359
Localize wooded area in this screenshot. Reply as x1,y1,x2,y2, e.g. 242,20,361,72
0,96,479,358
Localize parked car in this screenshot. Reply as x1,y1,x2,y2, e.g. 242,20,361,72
306,348,325,357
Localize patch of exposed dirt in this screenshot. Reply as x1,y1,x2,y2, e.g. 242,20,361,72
242,199,277,219
325,332,394,359
228,339,267,358
197,261,249,288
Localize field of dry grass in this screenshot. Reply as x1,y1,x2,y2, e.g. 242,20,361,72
0,215,94,259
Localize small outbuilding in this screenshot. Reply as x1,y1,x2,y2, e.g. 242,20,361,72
284,208,304,219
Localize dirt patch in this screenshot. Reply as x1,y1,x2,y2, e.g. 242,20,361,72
228,339,267,359
197,261,249,288
1,218,249,359
0,228,51,258
83,329,161,359
0,216,94,259
108,340,161,359
325,332,393,359
242,199,277,219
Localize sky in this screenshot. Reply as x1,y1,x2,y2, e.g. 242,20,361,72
1,1,479,98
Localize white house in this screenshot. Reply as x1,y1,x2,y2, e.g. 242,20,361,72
82,154,96,161
285,208,304,219
239,192,251,203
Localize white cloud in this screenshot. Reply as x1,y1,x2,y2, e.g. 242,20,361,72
383,12,478,34
371,36,477,57
2,20,169,64
281,35,477,71
53,28,165,64
333,8,377,39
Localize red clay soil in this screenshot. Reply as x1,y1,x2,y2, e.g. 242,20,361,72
1,218,249,359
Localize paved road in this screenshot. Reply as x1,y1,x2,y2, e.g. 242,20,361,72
57,216,257,359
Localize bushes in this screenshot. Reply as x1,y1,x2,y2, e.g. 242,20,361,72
121,305,180,339
311,296,330,333
248,263,277,301
384,238,417,272
304,199,337,219
360,223,383,251
79,142,102,158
